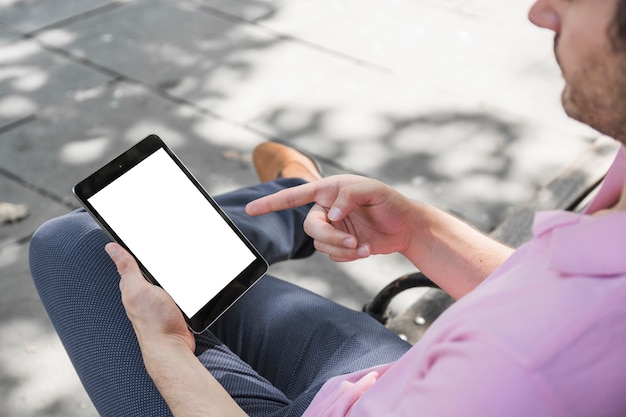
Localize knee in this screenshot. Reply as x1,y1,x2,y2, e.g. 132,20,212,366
31,211,86,258
29,210,107,286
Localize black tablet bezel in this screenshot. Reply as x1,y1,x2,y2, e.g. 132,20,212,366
73,134,268,333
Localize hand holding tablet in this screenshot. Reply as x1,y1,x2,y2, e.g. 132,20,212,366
73,134,268,333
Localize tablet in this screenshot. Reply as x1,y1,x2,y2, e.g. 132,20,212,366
73,134,268,333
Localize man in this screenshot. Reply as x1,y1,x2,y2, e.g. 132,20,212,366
30,0,626,416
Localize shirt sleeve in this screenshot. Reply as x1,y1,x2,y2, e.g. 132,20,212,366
305,336,559,417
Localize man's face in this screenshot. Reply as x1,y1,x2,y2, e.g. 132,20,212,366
529,0,626,142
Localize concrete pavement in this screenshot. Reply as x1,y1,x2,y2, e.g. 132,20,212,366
0,0,600,415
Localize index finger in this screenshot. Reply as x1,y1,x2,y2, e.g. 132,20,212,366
245,181,320,216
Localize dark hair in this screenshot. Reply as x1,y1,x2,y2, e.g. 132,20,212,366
612,0,626,50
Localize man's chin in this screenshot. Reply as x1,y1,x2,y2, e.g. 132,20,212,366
560,87,577,119
560,87,585,120
560,90,621,139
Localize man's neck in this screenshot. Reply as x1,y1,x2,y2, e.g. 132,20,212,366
597,148,626,214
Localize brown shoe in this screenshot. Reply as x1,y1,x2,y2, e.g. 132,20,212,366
252,142,323,183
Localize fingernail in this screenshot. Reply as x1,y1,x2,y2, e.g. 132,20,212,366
343,237,357,249
357,245,370,258
328,207,342,221
104,243,119,257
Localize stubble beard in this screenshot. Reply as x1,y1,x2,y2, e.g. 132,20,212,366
557,43,626,144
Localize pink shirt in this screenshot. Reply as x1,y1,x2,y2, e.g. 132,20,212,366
304,147,626,417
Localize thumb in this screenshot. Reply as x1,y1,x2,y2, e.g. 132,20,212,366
105,243,148,288
105,242,135,275
327,181,380,222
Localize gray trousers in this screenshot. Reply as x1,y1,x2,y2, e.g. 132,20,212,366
30,178,411,417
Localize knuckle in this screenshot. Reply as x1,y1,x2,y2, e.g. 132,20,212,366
303,217,315,236
116,256,132,275
285,191,298,209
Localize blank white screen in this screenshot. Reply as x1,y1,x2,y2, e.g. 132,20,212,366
88,148,256,318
